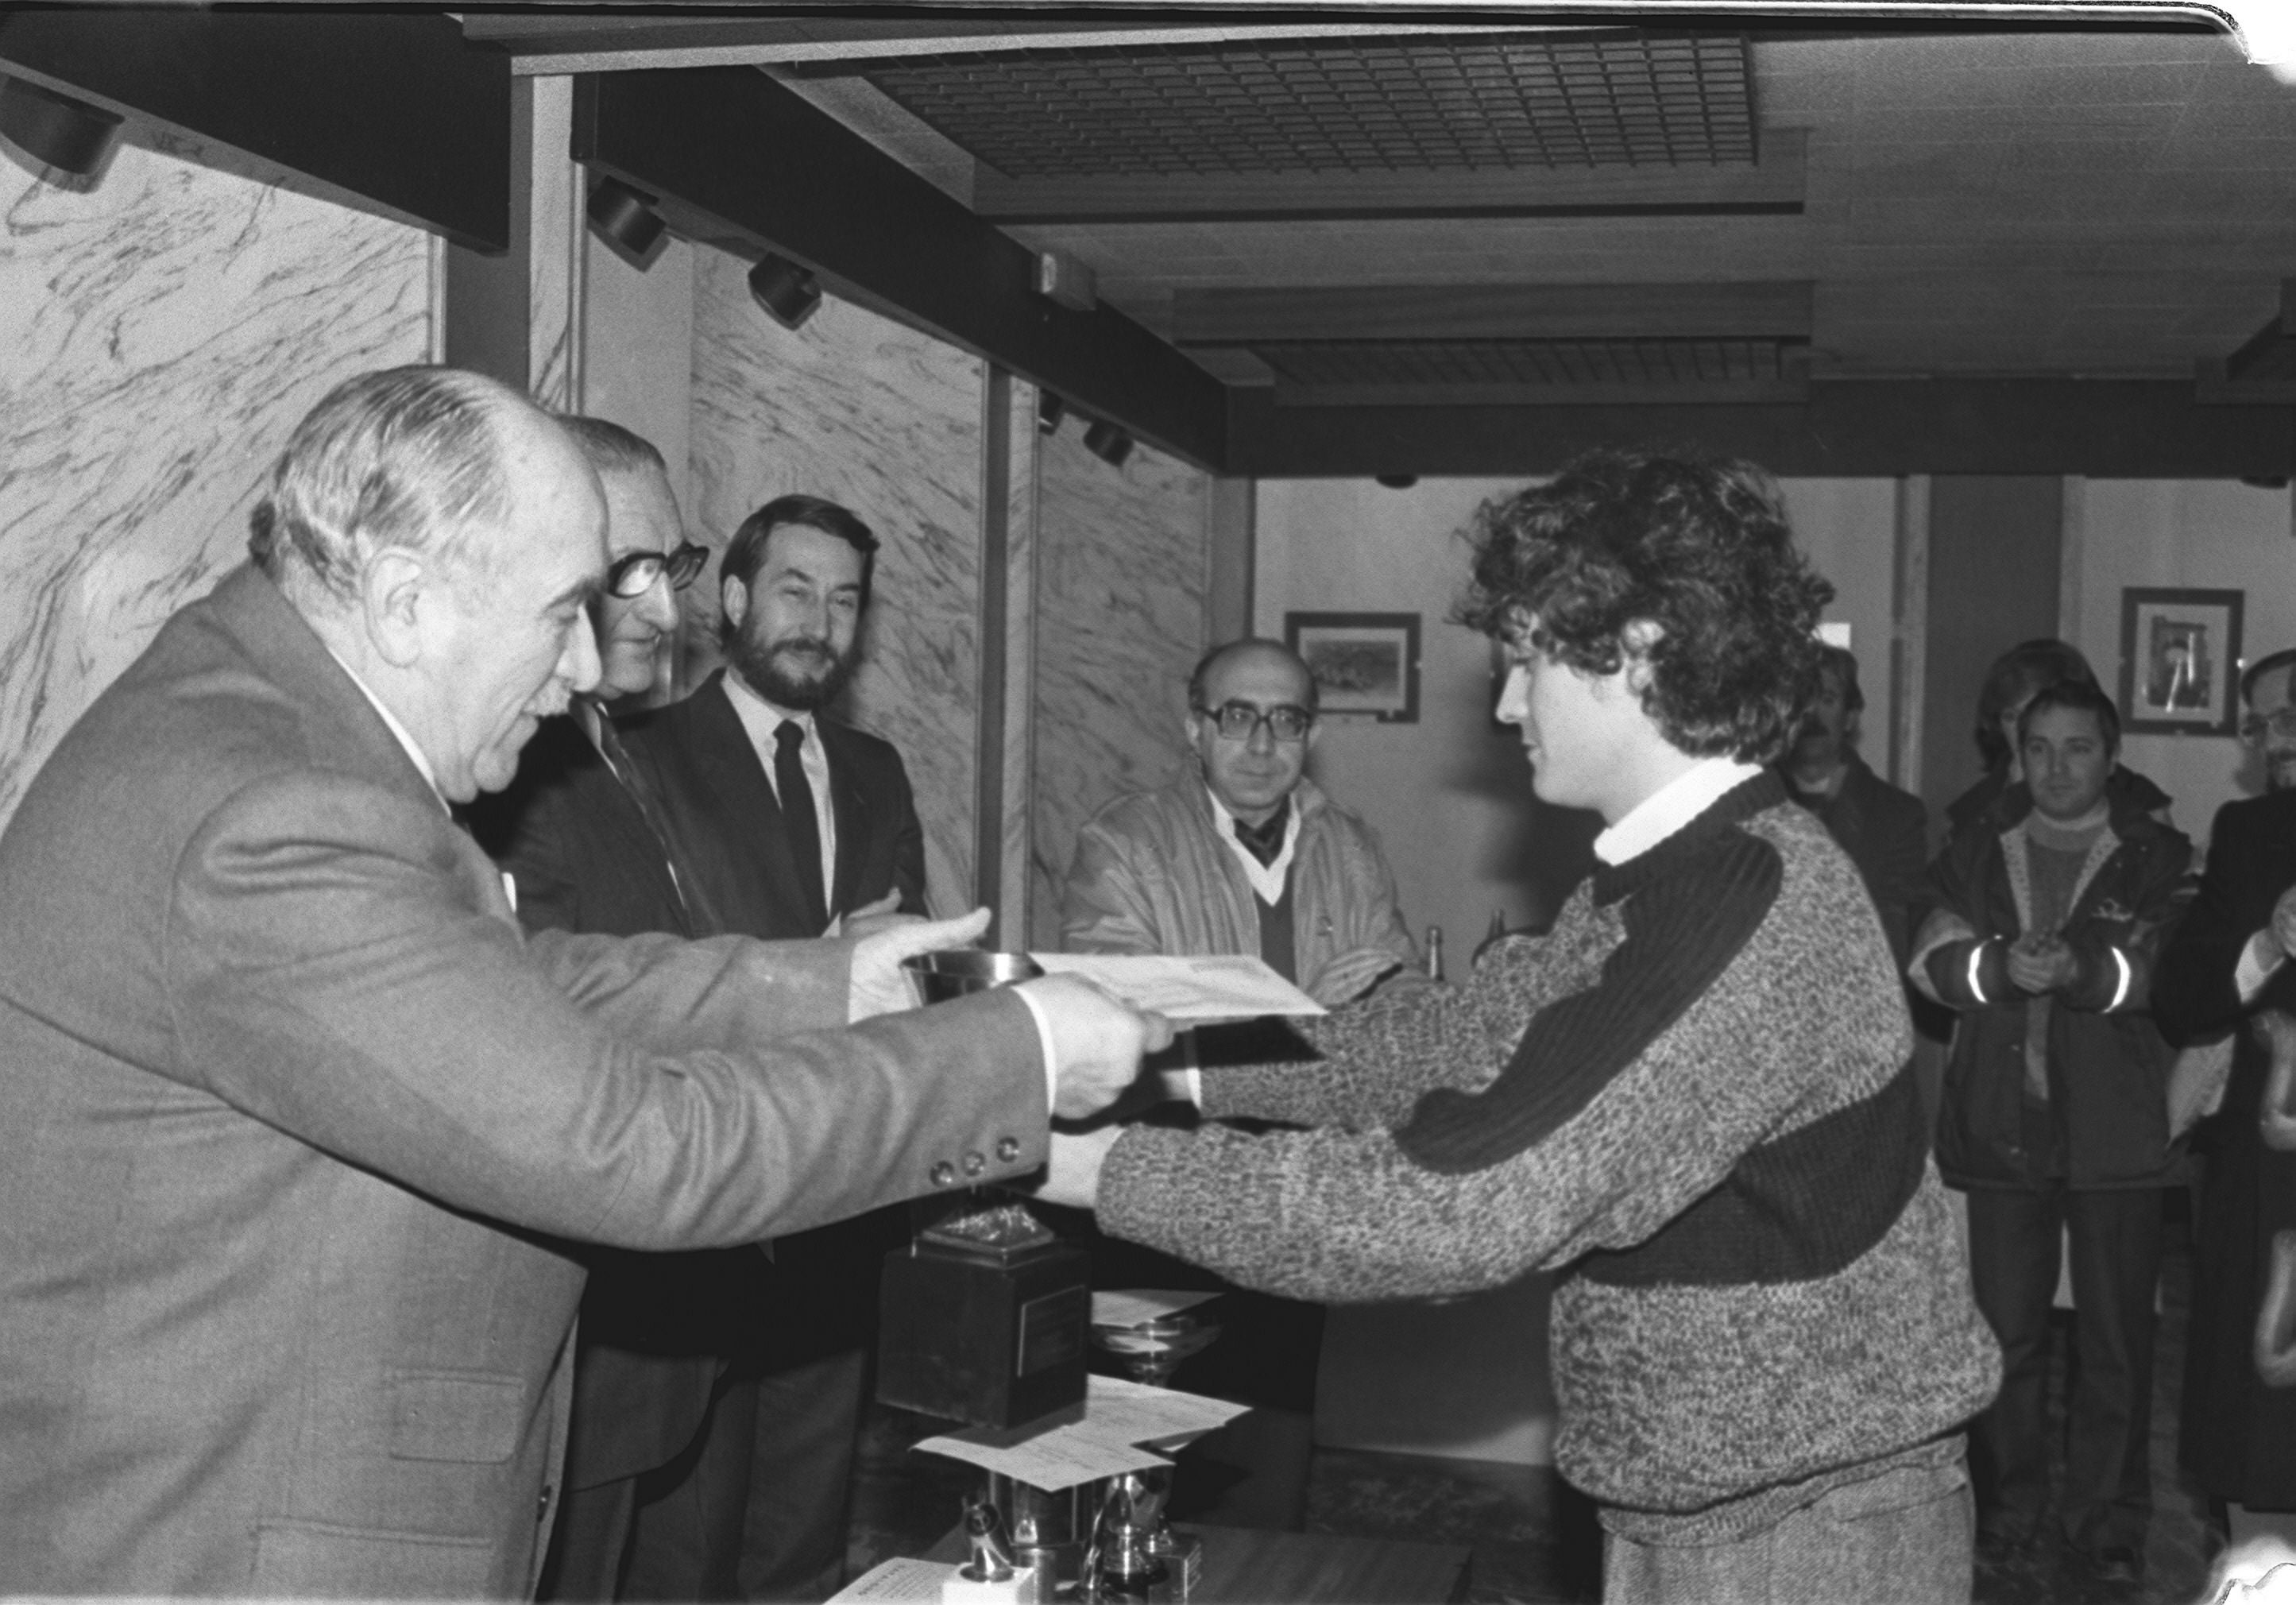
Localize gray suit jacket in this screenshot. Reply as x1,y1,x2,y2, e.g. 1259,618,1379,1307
0,565,1045,1596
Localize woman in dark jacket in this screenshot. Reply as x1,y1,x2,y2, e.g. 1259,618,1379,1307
1911,679,2194,1585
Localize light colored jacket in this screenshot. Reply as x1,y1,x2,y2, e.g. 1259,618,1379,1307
1060,773,1420,1004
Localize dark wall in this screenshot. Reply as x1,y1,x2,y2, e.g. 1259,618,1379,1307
1919,476,2065,835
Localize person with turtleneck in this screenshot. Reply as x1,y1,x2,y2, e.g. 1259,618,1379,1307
1911,677,2193,1588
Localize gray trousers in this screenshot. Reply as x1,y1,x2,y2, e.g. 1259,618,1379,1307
1601,1440,1973,1605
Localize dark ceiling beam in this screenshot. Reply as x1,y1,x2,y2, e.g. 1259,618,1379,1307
0,10,510,252
972,130,1805,224
1227,380,2296,478
1173,280,1813,344
572,67,1228,470
1270,378,1810,406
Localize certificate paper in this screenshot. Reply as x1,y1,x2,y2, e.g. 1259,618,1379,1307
912,1375,1252,1491
1027,953,1324,1020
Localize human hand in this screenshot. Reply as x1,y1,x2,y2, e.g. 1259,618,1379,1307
837,890,915,942
2006,936,2076,995
1311,945,1409,1005
2271,885,2296,961
848,907,990,1022
1016,975,1174,1119
1035,1125,1125,1211
2254,1229,2296,1389
2256,1010,2296,1151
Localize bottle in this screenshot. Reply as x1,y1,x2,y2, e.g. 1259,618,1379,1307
1424,924,1444,981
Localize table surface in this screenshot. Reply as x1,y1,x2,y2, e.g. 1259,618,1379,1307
926,1521,1470,1603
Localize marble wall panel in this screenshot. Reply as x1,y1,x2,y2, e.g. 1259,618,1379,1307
1029,431,1209,946
998,378,1042,949
686,246,986,915
0,140,433,828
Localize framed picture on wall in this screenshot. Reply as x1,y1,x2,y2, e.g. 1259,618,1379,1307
2117,587,2244,736
1285,611,1421,723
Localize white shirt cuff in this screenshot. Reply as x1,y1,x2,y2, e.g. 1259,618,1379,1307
2239,928,2284,1003
1013,981,1062,1112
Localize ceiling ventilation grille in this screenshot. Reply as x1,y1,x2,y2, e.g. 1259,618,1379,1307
857,32,1755,180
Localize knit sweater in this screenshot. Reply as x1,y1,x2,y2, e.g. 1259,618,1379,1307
1096,773,2000,1542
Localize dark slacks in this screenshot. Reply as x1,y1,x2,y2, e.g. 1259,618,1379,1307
1964,1184,2162,1553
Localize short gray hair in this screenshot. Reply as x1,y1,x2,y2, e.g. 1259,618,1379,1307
248,365,528,598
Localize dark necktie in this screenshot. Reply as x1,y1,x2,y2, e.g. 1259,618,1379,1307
775,719,829,934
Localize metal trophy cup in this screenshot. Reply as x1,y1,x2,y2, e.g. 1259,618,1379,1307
1084,1305,1220,1599
876,950,1092,1429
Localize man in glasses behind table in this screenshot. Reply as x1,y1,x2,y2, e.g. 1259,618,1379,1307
1054,637,1423,1529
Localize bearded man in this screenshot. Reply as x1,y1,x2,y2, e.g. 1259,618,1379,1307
617,493,925,1600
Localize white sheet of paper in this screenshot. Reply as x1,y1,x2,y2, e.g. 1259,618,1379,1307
827,1557,957,1601
1027,952,1324,1019
910,1424,1173,1491
1090,1289,1219,1328
911,1375,1252,1491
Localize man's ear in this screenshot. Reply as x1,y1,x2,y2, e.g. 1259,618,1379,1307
721,576,748,632
361,547,428,669
1619,619,1666,694
1305,717,1324,754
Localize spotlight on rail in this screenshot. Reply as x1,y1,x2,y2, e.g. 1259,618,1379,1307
0,75,124,179
748,252,822,331
586,177,667,261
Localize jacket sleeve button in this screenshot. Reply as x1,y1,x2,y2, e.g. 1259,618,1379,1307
996,1135,1022,1162
963,1151,987,1177
930,1161,956,1187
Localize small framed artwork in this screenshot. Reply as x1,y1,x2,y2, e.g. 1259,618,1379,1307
2117,587,2244,736
1285,611,1421,724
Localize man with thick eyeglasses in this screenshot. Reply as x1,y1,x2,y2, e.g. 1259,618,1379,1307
1056,636,1421,1529
1063,637,1420,1008
465,416,733,1601
2157,644,2296,1561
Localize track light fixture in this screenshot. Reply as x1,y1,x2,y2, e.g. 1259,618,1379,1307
748,253,821,331
586,176,667,260
1037,393,1066,435
0,75,124,180
1082,420,1134,468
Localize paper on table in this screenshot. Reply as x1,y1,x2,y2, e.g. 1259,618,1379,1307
1090,1289,1218,1328
1028,952,1324,1020
1084,1372,1251,1444
911,1375,1253,1491
910,1421,1173,1491
826,1557,957,1601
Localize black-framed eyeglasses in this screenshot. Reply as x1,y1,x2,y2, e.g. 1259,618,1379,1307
2240,708,2296,744
604,540,710,600
1193,700,1314,744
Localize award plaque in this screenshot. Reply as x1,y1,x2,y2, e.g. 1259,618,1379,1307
877,1199,1091,1429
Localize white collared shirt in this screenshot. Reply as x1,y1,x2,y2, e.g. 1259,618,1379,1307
1205,785,1300,905
1592,756,1767,867
324,646,445,810
723,672,838,922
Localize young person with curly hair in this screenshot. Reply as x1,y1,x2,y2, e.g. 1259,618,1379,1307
1042,448,2000,1603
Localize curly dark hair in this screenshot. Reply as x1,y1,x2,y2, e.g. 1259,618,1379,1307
1455,448,1834,764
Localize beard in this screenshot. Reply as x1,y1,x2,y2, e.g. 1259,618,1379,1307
725,627,859,711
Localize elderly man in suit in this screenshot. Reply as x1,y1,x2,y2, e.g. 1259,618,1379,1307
2155,645,2296,1557
0,366,1161,1597
463,416,732,1601
619,494,927,1600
